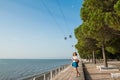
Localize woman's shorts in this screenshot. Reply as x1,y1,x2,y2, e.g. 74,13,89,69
72,62,78,68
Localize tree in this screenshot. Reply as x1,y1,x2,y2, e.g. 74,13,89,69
104,0,120,31
75,0,120,67
75,25,99,64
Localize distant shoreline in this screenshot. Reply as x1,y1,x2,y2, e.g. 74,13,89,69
0,58,71,60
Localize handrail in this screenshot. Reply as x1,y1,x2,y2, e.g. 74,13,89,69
19,64,70,80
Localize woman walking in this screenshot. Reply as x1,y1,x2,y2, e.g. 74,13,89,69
72,52,80,77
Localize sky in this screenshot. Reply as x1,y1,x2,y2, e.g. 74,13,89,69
0,0,83,59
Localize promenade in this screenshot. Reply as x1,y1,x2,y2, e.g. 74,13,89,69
83,61,120,80
52,61,120,80
53,62,85,80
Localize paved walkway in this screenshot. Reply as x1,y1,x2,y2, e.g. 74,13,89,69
52,61,120,80
53,63,84,80
84,62,120,80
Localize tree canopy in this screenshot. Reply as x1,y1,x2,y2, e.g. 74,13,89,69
75,0,120,67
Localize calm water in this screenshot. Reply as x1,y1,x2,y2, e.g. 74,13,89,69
0,59,71,80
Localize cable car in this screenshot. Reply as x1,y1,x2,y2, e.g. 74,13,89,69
64,37,67,40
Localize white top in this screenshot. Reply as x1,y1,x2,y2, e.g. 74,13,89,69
72,56,78,62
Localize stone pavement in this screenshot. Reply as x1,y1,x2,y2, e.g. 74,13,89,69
52,61,120,80
84,62,120,80
52,63,84,80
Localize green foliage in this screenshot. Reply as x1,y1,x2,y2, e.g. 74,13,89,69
106,47,117,54
114,0,120,15
75,0,120,60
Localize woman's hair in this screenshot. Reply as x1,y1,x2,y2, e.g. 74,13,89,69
73,52,77,56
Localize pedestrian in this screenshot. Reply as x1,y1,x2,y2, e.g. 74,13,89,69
72,52,80,77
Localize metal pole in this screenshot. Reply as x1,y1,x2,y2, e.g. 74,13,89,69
33,77,35,80
50,71,53,80
44,74,46,80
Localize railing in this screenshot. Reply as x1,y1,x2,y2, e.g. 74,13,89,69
20,64,70,80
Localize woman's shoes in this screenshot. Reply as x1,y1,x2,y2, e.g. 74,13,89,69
74,76,78,78
77,75,80,77
74,75,80,78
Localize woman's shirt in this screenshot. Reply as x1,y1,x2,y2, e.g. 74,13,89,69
72,56,78,62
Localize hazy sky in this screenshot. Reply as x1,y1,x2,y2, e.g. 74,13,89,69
0,0,83,59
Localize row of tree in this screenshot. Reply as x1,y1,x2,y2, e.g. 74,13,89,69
74,0,120,67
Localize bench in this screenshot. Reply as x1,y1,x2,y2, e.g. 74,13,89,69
111,73,120,78
96,65,119,71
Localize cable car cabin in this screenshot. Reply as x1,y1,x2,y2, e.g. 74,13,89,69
64,37,67,40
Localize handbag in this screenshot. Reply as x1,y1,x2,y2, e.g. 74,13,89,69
75,59,79,63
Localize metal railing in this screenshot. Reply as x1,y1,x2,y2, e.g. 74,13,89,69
20,64,70,80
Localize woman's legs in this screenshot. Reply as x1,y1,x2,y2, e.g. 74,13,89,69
75,67,80,76
72,62,80,77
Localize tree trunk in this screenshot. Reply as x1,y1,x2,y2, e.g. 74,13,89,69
88,56,90,62
102,43,108,67
90,56,92,63
93,50,96,64
92,55,93,63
